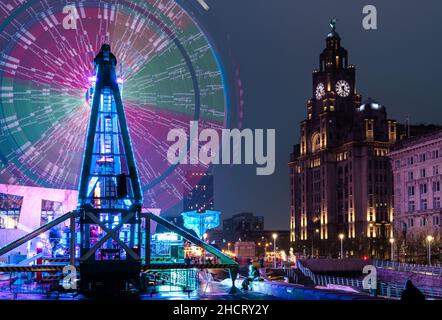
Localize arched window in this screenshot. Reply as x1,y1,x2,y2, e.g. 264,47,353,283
311,132,321,153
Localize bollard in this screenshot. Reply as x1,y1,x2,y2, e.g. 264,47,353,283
228,268,238,294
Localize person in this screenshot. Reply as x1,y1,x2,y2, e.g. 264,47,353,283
184,254,191,266
401,280,425,302
259,256,264,268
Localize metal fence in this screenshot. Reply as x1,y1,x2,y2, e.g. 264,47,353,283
296,260,442,300
314,273,442,299
8,272,60,299
373,260,442,277
143,268,199,293
295,260,316,281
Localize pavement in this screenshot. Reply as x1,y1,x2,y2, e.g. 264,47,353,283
0,280,279,300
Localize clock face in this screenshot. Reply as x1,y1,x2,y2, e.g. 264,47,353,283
315,83,325,100
335,80,351,97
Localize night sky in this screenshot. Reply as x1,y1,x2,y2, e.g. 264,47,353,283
192,0,442,230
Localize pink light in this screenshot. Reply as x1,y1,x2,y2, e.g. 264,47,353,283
117,78,124,84
88,76,97,82
36,241,44,249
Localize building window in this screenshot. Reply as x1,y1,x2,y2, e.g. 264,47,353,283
407,157,414,165
433,216,440,226
420,199,428,211
420,168,426,178
408,201,415,212
408,186,415,197
374,148,388,157
420,183,427,194
408,171,414,181
41,200,64,226
408,218,414,227
432,150,439,159
0,194,23,229
419,153,426,162
433,166,439,175
434,197,441,209
433,181,440,192
420,217,427,226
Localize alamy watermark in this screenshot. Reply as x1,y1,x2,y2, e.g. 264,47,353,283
362,5,377,30
62,265,77,290
166,121,276,176
362,265,377,290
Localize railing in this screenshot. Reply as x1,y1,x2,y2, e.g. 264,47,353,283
373,260,442,277
295,260,317,283
312,273,442,299
296,260,442,299
314,274,363,288
6,272,60,300
143,269,199,292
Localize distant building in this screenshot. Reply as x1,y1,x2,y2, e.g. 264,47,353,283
206,228,224,247
183,171,214,213
289,25,396,259
389,130,442,263
253,230,291,257
396,123,442,141
234,242,255,260
223,212,264,243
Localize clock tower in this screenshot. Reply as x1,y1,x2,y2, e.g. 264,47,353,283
289,21,397,259
310,21,361,128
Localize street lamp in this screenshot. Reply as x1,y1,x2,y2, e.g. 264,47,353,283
203,233,208,264
312,228,319,258
339,233,344,259
227,242,231,253
426,235,434,266
389,238,395,261
272,233,278,268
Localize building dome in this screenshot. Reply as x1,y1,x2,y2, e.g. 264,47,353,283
327,30,340,39
327,19,340,39
358,98,384,112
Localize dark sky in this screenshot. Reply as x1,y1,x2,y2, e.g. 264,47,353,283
192,0,442,230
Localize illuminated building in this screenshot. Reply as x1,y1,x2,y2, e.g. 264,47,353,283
289,24,396,259
0,184,78,260
389,129,442,262
183,171,214,213
181,170,219,240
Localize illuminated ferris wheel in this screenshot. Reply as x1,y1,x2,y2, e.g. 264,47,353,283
0,0,234,210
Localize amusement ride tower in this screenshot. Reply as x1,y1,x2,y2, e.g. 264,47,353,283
77,44,143,293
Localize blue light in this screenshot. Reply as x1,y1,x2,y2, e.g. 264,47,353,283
181,210,220,239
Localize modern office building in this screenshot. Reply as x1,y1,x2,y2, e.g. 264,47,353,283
222,212,264,243
289,25,397,259
183,171,214,213
389,130,442,262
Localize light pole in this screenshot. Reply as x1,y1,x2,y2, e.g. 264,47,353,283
389,238,395,261
313,228,319,257
339,233,344,259
203,233,208,264
426,235,434,266
227,242,231,253
272,233,278,268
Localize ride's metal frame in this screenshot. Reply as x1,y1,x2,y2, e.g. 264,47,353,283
0,44,238,294
0,210,238,292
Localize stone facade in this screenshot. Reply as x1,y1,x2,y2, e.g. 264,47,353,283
289,27,396,259
389,130,442,263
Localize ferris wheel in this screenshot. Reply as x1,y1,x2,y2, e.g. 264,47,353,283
0,0,236,210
